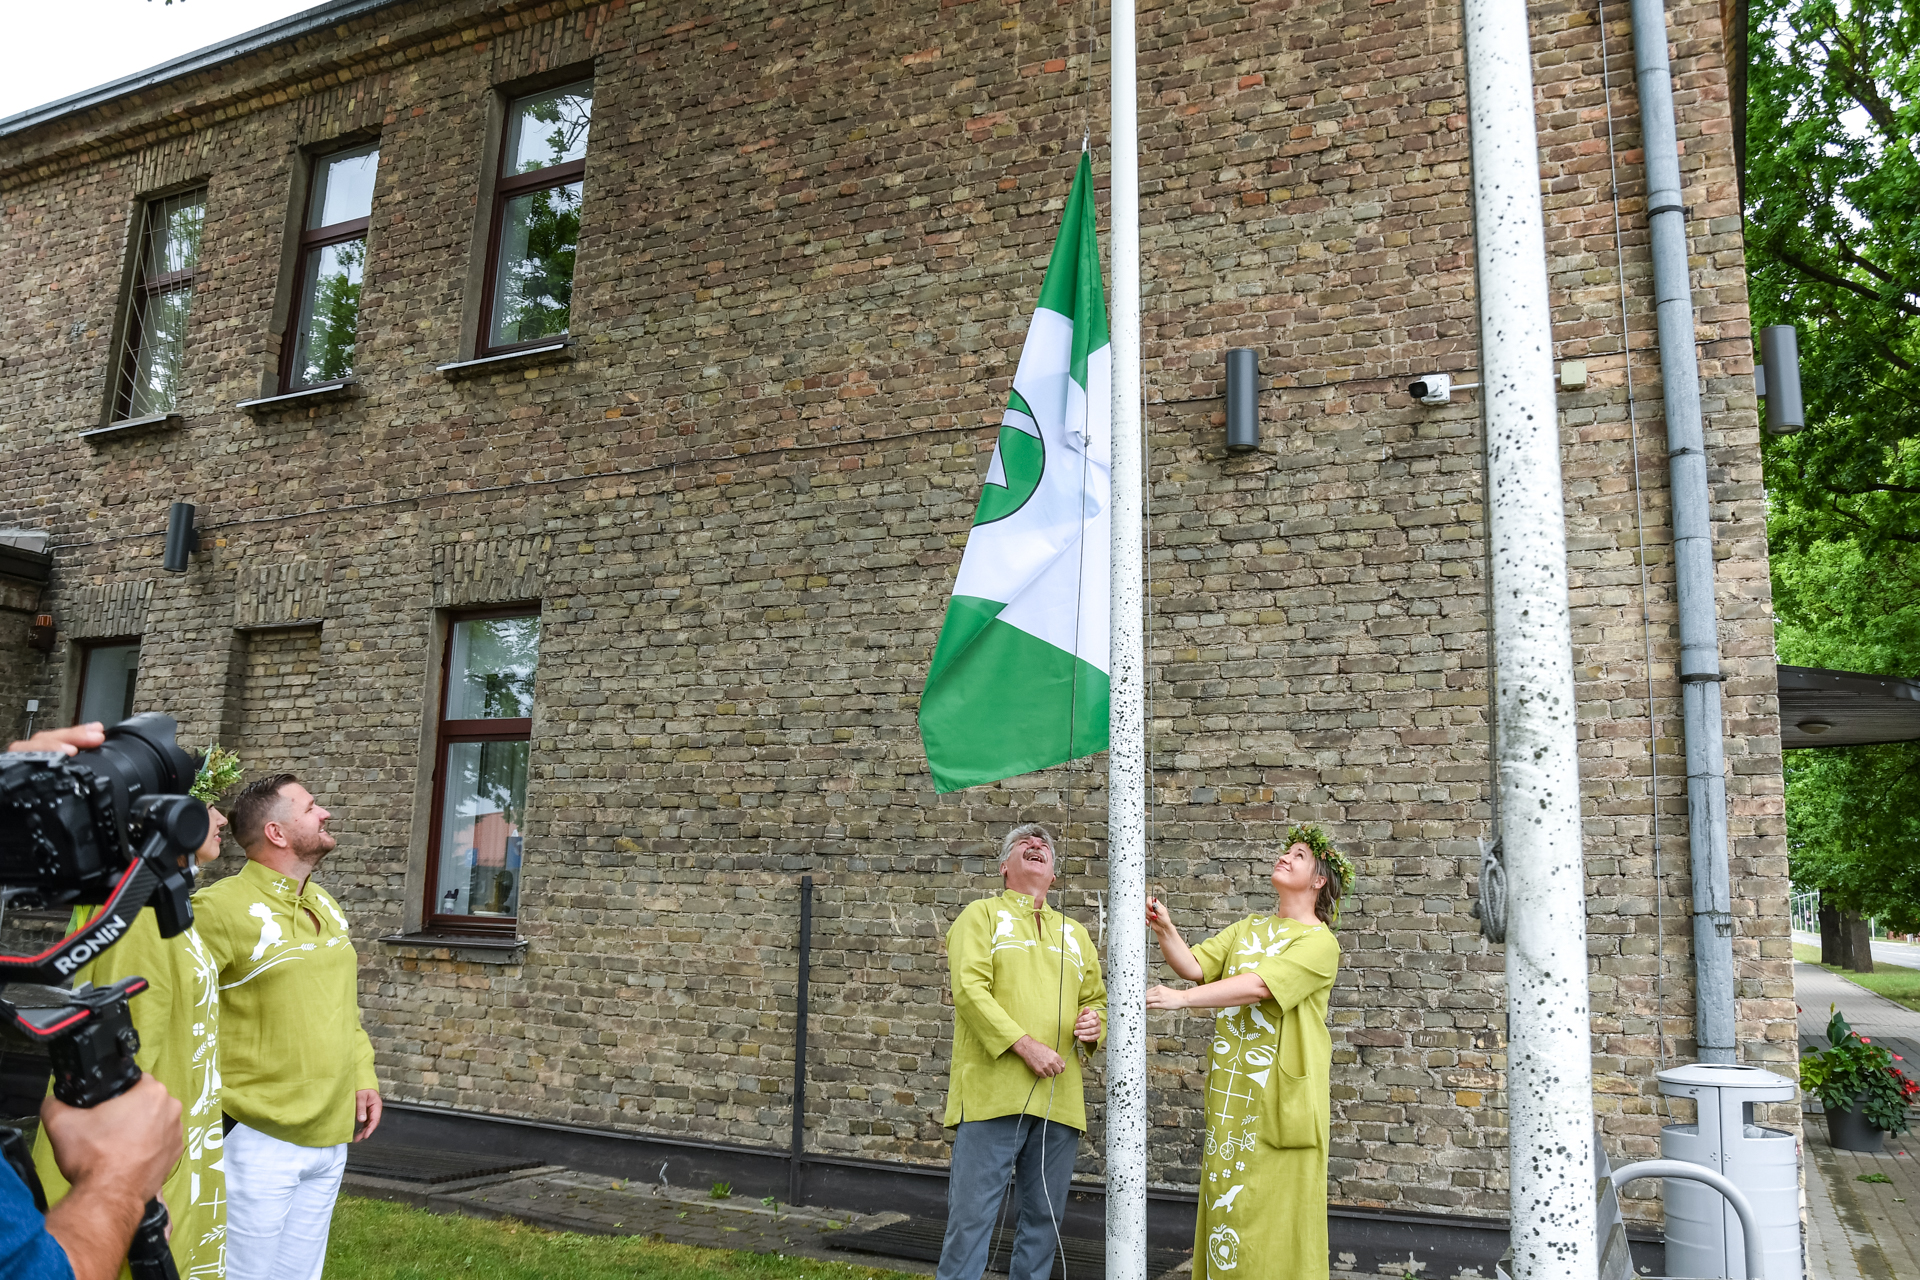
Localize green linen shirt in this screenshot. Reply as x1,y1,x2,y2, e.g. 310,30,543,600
193,858,378,1148
30,906,225,1280
943,889,1107,1131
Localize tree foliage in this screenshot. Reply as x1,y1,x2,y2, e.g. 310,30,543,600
1774,536,1920,923
1751,0,1920,923
1774,541,1920,929
1747,0,1920,555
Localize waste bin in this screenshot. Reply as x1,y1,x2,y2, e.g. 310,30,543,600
1658,1063,1799,1280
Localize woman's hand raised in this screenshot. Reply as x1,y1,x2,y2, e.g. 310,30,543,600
1144,984,1187,1011
1146,896,1206,982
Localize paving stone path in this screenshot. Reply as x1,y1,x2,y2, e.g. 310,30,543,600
1795,945,1920,1040
1791,958,1920,1280
1803,1122,1920,1280
1796,961,1920,1092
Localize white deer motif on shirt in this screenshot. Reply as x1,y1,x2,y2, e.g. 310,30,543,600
247,902,285,961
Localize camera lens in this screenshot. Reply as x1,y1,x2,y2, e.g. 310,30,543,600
78,714,199,833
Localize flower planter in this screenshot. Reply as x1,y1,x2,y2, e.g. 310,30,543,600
1826,1098,1886,1153
1802,1007,1918,1151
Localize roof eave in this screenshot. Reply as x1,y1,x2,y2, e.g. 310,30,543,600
0,0,411,144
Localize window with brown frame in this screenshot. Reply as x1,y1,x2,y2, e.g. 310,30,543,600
424,610,540,933
114,191,206,421
479,80,593,356
281,143,380,391
75,640,141,726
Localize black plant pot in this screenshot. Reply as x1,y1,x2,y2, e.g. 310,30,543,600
1827,1098,1886,1152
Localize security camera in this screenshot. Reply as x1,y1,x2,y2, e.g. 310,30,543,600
1408,373,1451,406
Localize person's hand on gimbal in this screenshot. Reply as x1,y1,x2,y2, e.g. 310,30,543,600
39,1073,181,1280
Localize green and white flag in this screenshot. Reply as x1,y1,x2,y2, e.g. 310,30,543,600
919,153,1111,793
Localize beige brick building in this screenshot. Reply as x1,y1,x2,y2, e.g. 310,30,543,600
0,0,1788,1260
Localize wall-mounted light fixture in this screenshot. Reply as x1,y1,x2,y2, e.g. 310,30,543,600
1225,348,1260,452
163,502,200,574
1757,325,1804,434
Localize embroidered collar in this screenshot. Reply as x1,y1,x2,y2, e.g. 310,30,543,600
999,888,1058,918
236,856,335,925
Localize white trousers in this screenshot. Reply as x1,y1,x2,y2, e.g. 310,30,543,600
224,1122,348,1280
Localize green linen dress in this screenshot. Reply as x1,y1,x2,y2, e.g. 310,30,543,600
30,905,226,1280
1189,914,1340,1280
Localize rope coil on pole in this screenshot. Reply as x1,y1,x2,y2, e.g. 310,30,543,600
1471,838,1507,944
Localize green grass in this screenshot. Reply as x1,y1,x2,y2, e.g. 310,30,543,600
327,1196,923,1280
1793,943,1920,1012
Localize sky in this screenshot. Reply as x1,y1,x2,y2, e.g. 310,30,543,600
0,0,328,122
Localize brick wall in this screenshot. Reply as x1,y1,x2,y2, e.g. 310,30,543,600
0,0,1787,1224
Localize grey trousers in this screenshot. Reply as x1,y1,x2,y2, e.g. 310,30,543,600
937,1114,1081,1280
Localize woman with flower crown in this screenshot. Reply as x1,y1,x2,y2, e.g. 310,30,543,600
1145,825,1351,1280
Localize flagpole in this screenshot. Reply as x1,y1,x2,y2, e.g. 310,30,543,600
1461,0,1597,1269
1105,0,1147,1275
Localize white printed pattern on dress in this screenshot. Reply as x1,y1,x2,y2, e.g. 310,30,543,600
1200,917,1306,1277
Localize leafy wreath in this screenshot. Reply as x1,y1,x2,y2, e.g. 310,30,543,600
1286,823,1355,901
191,746,244,804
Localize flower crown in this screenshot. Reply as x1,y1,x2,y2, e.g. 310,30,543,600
191,746,243,804
1286,824,1355,899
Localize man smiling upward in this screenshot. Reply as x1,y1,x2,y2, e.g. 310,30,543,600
194,774,381,1280
937,823,1107,1280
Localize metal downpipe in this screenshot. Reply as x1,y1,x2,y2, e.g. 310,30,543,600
1628,0,1737,1064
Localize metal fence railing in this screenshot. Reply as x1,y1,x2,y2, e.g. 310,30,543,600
1790,889,1821,936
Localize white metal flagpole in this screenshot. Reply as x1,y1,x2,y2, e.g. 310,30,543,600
1105,0,1146,1274
1462,0,1597,1271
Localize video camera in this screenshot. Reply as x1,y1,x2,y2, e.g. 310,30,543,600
0,713,211,1280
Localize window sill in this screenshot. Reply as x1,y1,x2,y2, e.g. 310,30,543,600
80,412,182,443
236,381,358,415
378,931,528,964
437,341,574,381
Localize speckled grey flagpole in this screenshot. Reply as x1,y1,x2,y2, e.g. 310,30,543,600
1462,0,1598,1271
1106,0,1147,1275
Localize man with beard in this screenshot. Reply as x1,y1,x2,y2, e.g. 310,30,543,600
196,774,381,1280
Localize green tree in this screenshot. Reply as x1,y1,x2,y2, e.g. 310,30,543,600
1773,539,1920,938
1751,0,1920,938
1747,0,1920,556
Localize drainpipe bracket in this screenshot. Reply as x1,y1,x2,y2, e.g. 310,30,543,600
1696,910,1735,938
1677,671,1727,684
